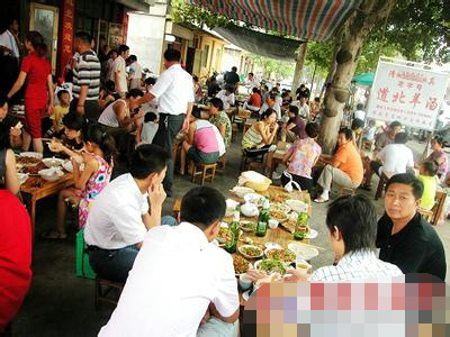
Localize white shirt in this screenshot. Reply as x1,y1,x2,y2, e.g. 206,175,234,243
98,99,127,128
98,222,239,337
84,173,148,249
150,64,194,115
292,101,310,119
140,121,159,144
0,29,19,58
216,90,235,110
112,55,128,92
354,109,366,121
310,250,402,282
259,101,281,120
377,143,414,175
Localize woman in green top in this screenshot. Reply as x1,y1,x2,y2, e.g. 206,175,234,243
241,108,279,175
208,97,232,147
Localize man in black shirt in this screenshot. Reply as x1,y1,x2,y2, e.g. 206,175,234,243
376,173,446,281
224,66,240,88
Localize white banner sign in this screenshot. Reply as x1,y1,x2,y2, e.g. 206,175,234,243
367,61,448,130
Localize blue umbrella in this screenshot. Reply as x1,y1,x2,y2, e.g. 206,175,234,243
352,72,375,86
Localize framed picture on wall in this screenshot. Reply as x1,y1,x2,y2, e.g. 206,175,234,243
108,23,123,50
29,2,59,73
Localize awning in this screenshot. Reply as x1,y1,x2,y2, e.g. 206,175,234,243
352,72,374,86
213,25,303,61
189,0,363,40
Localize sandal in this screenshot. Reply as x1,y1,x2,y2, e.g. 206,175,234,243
40,230,67,240
314,196,329,203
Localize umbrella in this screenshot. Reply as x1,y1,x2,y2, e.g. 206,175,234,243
352,72,375,86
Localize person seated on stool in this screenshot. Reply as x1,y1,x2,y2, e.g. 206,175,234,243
179,107,224,175
243,87,262,112
280,105,306,143
417,161,439,211
314,128,363,203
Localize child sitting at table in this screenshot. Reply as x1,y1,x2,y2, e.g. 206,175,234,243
418,161,439,211
48,113,84,156
41,124,116,240
47,90,71,136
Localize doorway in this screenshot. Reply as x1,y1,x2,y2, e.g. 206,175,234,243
29,2,59,73
185,47,196,74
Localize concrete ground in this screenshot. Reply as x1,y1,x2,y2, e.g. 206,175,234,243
11,137,450,337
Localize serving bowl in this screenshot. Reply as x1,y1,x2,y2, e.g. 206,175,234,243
38,168,64,182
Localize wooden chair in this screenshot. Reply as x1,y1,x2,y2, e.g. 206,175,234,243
375,172,390,200
216,154,227,173
419,191,447,226
94,278,125,309
240,150,266,172
191,162,217,185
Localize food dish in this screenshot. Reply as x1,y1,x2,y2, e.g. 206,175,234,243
233,255,251,275
285,199,308,213
239,221,256,232
16,156,41,166
254,259,287,274
217,227,233,245
269,203,290,221
243,193,264,205
231,186,255,199
42,157,65,168
19,152,43,159
287,243,319,261
265,248,296,264
62,160,73,173
238,245,263,259
17,173,29,185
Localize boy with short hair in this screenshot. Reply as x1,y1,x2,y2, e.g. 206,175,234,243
50,90,71,134
418,161,438,210
138,112,159,145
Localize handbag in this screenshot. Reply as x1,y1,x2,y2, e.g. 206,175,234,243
282,171,301,192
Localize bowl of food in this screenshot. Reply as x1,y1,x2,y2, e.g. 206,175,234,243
239,220,256,232
225,199,240,217
216,226,233,246
17,173,29,185
285,199,308,213
287,243,319,261
42,157,65,168
233,255,252,275
231,186,255,199
238,245,263,259
38,168,64,182
264,248,296,264
254,258,287,275
243,193,264,205
62,160,73,173
240,202,259,218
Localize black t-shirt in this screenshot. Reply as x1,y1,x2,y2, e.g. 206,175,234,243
376,212,446,281
0,114,18,150
224,71,240,85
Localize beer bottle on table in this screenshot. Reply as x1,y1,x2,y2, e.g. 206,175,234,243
293,211,309,240
256,198,270,237
225,206,240,253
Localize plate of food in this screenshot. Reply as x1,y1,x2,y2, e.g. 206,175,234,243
217,227,233,246
243,193,264,205
42,157,65,168
233,255,252,275
269,203,290,221
17,173,29,185
254,258,287,275
19,152,43,159
239,220,256,232
264,248,296,264
231,186,255,199
16,153,42,167
238,245,264,259
285,199,308,213
287,243,319,261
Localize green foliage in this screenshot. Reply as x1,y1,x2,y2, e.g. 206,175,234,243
305,41,334,77
171,0,229,29
250,55,295,80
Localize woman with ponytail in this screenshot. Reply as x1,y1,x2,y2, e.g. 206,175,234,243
7,31,54,154
42,124,116,240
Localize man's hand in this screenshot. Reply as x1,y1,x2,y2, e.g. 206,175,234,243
76,105,85,115
148,183,167,209
246,269,267,282
10,123,22,137
182,116,190,132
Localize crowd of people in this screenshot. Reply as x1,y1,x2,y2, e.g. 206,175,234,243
0,24,448,337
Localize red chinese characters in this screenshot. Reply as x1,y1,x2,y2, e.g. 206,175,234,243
426,97,438,111
392,91,406,104
377,87,389,102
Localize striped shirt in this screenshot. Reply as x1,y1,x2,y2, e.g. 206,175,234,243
72,50,101,101
242,123,263,149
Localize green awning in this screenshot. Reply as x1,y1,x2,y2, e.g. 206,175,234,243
352,72,374,86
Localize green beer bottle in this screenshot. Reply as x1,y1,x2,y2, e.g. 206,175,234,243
225,206,240,253
256,198,270,237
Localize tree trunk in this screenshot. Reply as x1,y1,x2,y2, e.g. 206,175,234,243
291,42,308,94
320,0,396,153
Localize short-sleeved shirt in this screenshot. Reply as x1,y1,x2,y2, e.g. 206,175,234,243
112,56,128,92
210,110,232,147
418,175,437,210
224,71,240,85
72,50,101,101
377,143,414,175
375,131,394,150
248,92,262,107
150,64,194,116
84,173,149,249
216,90,235,110
0,190,32,328
20,52,51,102
287,115,307,139
376,213,446,281
50,105,70,130
426,150,448,178
286,138,321,178
98,222,239,337
333,141,364,184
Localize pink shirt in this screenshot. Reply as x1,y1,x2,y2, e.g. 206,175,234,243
194,120,219,154
286,138,321,178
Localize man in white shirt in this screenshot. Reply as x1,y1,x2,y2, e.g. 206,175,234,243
112,44,129,97
362,132,414,190
248,194,402,283
139,48,195,196
293,96,310,120
244,72,259,93
84,144,169,282
215,85,235,110
127,54,143,90
98,186,240,337
0,19,20,59
354,103,366,121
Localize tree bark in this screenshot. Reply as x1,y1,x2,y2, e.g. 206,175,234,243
320,0,396,153
291,42,308,94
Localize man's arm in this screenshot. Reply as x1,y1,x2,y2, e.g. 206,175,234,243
182,102,194,132
76,85,88,115
208,302,239,323
143,182,166,230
